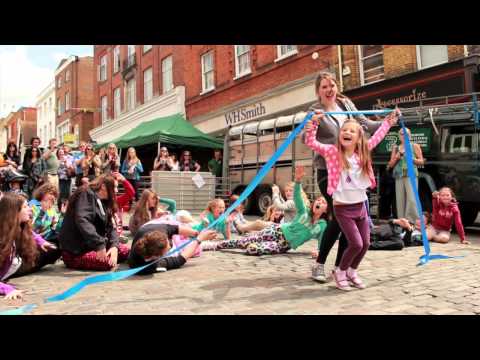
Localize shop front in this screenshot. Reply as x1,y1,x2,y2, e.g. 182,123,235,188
345,54,480,110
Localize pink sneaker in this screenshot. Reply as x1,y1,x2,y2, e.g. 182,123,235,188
333,270,352,291
346,269,366,289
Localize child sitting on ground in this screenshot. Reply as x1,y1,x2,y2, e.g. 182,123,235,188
428,187,469,244
196,198,233,240
229,194,271,235
29,183,65,246
172,210,202,257
215,166,327,256
272,181,306,223
263,204,284,224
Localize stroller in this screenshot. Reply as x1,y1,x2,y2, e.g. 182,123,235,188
1,168,29,197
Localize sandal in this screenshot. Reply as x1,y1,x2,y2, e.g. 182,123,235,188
333,270,352,291
346,271,366,289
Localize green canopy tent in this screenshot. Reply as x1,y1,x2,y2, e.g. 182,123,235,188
96,113,223,149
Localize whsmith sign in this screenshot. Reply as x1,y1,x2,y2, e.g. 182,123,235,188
225,103,266,126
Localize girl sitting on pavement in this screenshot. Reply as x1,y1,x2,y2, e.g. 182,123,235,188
263,204,284,224
58,175,130,271
128,221,216,275
215,166,328,256
305,108,399,290
29,183,65,246
0,193,60,301
427,187,468,244
172,210,202,257
128,189,177,237
271,181,308,223
229,194,271,235
196,198,233,240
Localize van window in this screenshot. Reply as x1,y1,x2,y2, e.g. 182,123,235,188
442,125,477,154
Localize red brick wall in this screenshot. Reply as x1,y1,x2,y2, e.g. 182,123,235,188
93,45,184,129
55,56,95,142
342,45,468,91
184,45,335,119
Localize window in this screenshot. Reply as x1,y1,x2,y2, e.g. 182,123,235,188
65,69,70,82
143,67,153,102
417,45,448,69
43,125,47,144
113,46,120,73
201,51,215,92
126,78,136,111
57,98,62,116
234,45,251,78
127,45,136,67
101,96,108,123
143,45,152,53
100,54,107,81
65,92,70,111
57,76,62,89
113,87,121,118
57,121,70,143
359,45,384,85
442,125,478,154
49,121,54,139
74,125,79,147
162,56,173,93
277,45,297,59
48,98,52,112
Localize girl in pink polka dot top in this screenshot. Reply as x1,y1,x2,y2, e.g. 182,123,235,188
305,108,400,290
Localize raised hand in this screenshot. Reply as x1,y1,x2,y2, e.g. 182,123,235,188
294,165,305,182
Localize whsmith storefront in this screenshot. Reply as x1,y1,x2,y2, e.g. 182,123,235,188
345,55,480,222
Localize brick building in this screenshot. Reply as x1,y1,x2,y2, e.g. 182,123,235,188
54,55,95,146
185,45,336,136
4,107,37,156
90,45,186,146
338,45,480,108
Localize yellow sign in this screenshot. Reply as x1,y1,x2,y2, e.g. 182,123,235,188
63,134,76,143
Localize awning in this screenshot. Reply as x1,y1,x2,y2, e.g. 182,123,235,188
97,113,223,149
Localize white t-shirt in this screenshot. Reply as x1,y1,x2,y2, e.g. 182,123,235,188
333,154,370,204
328,104,349,128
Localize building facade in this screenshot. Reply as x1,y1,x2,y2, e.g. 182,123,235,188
338,45,479,107
0,117,8,152
4,107,37,156
90,45,186,145
35,81,56,147
54,55,95,147
185,45,336,136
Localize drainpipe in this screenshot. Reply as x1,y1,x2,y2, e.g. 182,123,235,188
337,45,344,92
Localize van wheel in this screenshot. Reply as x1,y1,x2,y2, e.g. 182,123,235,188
255,186,273,216
460,203,479,227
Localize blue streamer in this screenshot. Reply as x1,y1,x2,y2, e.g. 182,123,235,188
0,304,37,315
473,94,479,129
399,116,462,265
1,109,394,315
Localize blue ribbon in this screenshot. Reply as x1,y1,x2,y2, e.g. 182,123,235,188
0,304,37,315
399,116,462,265
473,94,479,129
1,109,395,315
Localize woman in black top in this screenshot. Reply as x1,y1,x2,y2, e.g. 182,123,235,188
179,150,201,172
59,174,130,271
128,222,216,275
5,142,20,169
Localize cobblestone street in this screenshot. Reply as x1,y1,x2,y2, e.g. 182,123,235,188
2,219,480,315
